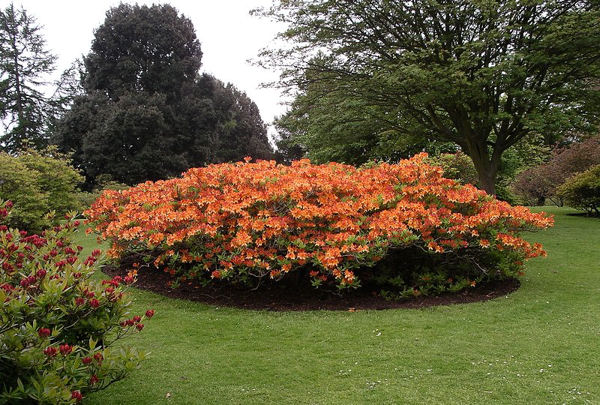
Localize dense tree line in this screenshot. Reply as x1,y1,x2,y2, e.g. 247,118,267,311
1,3,273,187
258,0,600,194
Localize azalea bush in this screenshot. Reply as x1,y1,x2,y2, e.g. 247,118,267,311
86,154,552,296
0,201,153,404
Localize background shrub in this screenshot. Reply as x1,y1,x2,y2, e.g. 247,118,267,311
427,152,479,186
0,201,153,404
86,155,552,297
77,175,130,209
0,148,84,232
556,164,600,216
513,136,600,205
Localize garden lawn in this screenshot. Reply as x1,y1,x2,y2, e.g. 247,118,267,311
81,207,600,404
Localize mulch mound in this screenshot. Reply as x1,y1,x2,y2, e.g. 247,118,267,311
102,265,519,311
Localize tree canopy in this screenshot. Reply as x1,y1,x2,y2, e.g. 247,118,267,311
54,4,272,187
83,3,202,101
258,0,600,194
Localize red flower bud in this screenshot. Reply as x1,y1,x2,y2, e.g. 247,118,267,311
59,344,72,356
36,269,47,279
136,323,144,331
93,352,103,363
89,298,100,308
91,249,101,257
89,375,99,385
82,356,92,364
132,315,141,323
145,309,155,318
1,283,14,292
2,262,14,273
71,390,83,402
38,328,51,338
44,346,57,357
75,297,85,306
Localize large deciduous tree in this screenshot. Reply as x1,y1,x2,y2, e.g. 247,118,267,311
54,4,272,187
0,3,56,152
257,0,600,194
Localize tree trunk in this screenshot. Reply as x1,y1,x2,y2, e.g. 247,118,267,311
476,167,497,196
465,141,499,196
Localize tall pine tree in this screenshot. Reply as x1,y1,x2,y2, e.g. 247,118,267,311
0,3,55,152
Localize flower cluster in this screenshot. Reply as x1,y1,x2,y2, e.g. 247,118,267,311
86,154,552,292
0,201,153,404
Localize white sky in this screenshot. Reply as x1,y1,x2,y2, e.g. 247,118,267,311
4,0,287,138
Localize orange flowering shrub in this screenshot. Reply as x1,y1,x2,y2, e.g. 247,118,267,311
86,154,553,296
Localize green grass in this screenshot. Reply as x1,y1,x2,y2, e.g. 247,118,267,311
79,207,600,404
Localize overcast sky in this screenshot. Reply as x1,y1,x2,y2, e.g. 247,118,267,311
5,0,287,137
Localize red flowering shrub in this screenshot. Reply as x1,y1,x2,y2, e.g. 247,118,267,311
513,136,600,206
86,154,552,296
0,201,153,404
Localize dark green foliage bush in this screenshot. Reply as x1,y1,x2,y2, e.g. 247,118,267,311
557,164,600,216
363,246,524,299
0,148,83,232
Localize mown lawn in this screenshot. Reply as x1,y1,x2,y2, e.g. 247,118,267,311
79,207,599,404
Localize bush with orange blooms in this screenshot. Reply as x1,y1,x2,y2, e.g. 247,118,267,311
86,154,553,296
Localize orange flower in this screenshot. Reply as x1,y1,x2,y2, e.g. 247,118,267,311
84,154,553,291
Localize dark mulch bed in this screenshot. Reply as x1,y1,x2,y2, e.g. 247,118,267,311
102,265,520,311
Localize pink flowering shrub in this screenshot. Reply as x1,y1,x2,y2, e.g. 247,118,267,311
0,201,154,404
